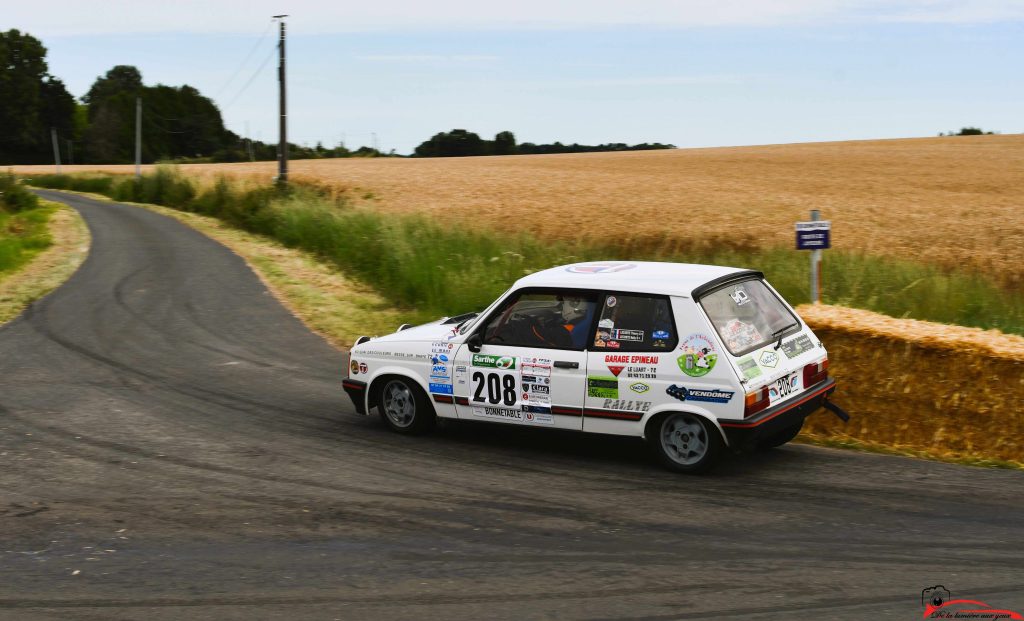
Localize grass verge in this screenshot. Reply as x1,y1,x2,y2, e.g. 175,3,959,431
23,168,1024,336
0,199,90,324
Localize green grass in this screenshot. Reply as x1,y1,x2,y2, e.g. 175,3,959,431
0,173,53,276
24,169,1024,334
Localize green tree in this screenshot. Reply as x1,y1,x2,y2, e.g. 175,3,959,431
0,29,76,164
413,129,487,157
492,130,517,155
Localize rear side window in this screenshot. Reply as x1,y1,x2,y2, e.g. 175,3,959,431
592,293,677,352
698,279,799,355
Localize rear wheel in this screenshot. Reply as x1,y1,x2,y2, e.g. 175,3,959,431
376,377,435,435
756,420,804,450
648,412,723,473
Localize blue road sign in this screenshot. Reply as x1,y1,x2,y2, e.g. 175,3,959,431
795,221,831,250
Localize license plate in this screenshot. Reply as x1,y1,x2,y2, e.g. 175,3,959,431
768,371,801,405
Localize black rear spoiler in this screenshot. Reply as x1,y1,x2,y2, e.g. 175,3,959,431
691,270,764,299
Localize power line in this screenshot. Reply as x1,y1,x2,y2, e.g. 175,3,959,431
221,42,278,112
213,20,275,101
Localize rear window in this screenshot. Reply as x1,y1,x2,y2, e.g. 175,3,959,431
698,279,800,356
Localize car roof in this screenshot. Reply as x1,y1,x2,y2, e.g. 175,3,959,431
513,261,758,299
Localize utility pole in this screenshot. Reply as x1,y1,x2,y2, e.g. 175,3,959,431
135,96,142,179
50,128,61,173
274,15,289,185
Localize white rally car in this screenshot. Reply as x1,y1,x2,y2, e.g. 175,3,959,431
343,261,846,472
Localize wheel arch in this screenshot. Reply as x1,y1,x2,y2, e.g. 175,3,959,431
365,367,432,413
641,407,730,448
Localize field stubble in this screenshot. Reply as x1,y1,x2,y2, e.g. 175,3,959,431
13,135,1024,285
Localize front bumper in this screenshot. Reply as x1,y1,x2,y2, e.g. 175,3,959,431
719,378,837,450
343,379,368,415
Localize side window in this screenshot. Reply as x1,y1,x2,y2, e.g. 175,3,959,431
482,290,597,350
592,293,677,352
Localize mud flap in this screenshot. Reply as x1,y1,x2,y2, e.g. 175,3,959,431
823,399,850,423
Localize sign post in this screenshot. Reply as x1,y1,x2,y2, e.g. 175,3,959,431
795,212,831,304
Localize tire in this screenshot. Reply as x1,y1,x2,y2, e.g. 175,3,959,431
756,420,804,451
648,412,724,474
375,376,436,435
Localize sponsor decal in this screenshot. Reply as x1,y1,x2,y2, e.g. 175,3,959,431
677,334,718,377
605,354,659,364
608,365,625,377
611,329,644,342
758,350,779,368
781,334,813,359
738,356,762,380
520,357,552,377
473,406,523,421
358,362,368,374
349,360,359,375
601,399,651,412
606,295,617,307
429,382,454,395
652,340,668,349
526,384,550,395
566,262,637,274
921,585,1024,620
431,364,449,376
722,319,763,353
523,410,555,425
652,330,671,340
665,385,735,404
587,376,619,399
730,287,751,306
438,354,449,362
473,354,516,369
629,382,650,394
625,366,656,379
606,341,620,349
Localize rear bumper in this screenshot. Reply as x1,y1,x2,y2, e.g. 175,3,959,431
343,379,368,415
719,378,837,450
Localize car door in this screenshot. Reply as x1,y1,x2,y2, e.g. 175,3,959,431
452,288,596,430
584,291,679,435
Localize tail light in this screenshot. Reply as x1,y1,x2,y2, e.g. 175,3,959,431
803,357,829,388
744,386,770,418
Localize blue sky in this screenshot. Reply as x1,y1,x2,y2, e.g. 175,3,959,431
8,1,1024,154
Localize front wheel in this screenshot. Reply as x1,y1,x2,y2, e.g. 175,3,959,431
648,412,723,473
376,377,436,435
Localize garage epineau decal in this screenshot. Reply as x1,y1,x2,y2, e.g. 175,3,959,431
677,334,718,377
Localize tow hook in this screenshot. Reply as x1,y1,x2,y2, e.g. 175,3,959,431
823,399,850,423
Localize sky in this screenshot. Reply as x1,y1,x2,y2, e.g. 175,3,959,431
6,1,1024,154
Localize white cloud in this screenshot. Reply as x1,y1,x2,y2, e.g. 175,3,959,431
9,0,1024,36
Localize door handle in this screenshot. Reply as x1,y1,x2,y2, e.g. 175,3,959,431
554,361,579,369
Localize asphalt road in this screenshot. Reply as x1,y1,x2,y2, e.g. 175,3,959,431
1,190,1021,620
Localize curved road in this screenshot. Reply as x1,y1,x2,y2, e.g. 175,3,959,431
1,191,1021,620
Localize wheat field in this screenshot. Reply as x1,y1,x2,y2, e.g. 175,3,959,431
14,134,1024,281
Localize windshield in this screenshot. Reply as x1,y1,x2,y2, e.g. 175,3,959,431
698,279,800,356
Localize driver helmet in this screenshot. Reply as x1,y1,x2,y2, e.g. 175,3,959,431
560,295,587,323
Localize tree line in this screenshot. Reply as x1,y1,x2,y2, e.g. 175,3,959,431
1,28,673,165
0,29,388,166
412,129,675,157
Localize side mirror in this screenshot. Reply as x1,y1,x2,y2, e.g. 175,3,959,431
467,333,483,353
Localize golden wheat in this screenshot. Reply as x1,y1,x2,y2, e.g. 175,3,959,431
14,134,1024,280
